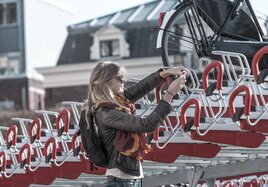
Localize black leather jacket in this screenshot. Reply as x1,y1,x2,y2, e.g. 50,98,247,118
95,70,172,176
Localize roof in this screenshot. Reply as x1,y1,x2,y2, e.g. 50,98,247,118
67,0,177,34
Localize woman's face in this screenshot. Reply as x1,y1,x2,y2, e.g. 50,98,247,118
110,72,125,94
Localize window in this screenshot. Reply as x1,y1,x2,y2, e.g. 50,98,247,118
46,89,53,100
0,4,3,25
6,3,16,24
0,55,7,74
71,40,76,49
0,2,17,26
0,53,20,75
90,25,130,60
100,39,120,57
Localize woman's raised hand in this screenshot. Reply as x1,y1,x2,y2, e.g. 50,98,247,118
168,75,187,93
162,75,187,104
160,66,190,78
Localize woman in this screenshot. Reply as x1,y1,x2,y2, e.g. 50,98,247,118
81,61,188,187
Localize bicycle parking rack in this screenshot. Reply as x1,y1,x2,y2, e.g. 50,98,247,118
2,47,268,186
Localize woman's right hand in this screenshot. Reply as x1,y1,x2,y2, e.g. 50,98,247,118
160,66,190,78
162,75,187,104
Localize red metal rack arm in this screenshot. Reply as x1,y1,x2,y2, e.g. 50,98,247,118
250,178,260,187
252,45,268,81
229,85,252,117
180,98,201,128
72,130,80,150
202,60,224,93
223,181,236,187
0,151,7,174
155,76,173,101
29,118,42,143
6,125,18,149
154,76,173,141
72,130,81,156
43,137,57,162
18,143,32,167
72,130,81,157
56,108,70,135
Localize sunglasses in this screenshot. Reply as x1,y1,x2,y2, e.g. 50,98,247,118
114,75,125,83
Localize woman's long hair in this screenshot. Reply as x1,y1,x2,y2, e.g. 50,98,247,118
83,61,122,127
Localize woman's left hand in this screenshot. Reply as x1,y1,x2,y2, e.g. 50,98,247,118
160,66,190,78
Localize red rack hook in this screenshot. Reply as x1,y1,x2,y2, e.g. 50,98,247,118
229,85,252,118
154,76,174,141
19,143,32,167
0,151,7,173
202,60,224,94
72,130,80,150
223,181,235,187
6,125,18,149
72,130,81,157
56,109,70,136
43,137,57,162
250,178,260,187
252,45,268,81
29,118,42,143
180,98,201,129
155,76,173,101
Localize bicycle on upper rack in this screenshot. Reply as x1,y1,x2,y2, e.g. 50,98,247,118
156,0,268,71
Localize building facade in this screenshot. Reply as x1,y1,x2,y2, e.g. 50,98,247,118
0,0,72,110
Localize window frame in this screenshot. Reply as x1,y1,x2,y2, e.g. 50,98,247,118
0,52,20,76
90,25,130,60
0,1,17,27
99,39,120,58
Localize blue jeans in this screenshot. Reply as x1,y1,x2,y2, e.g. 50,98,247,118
106,176,142,187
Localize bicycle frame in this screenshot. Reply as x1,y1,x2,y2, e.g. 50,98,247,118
203,0,265,42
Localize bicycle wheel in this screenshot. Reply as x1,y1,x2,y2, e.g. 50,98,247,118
161,1,215,68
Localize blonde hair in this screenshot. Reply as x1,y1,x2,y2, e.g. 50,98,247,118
83,61,123,126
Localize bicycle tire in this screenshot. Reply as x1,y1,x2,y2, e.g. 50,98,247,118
161,1,215,68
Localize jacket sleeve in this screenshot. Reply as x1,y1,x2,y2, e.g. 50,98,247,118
96,100,172,133
124,69,164,103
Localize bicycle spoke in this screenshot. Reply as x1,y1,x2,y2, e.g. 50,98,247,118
167,39,197,50
163,28,201,45
168,33,199,45
167,45,196,52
